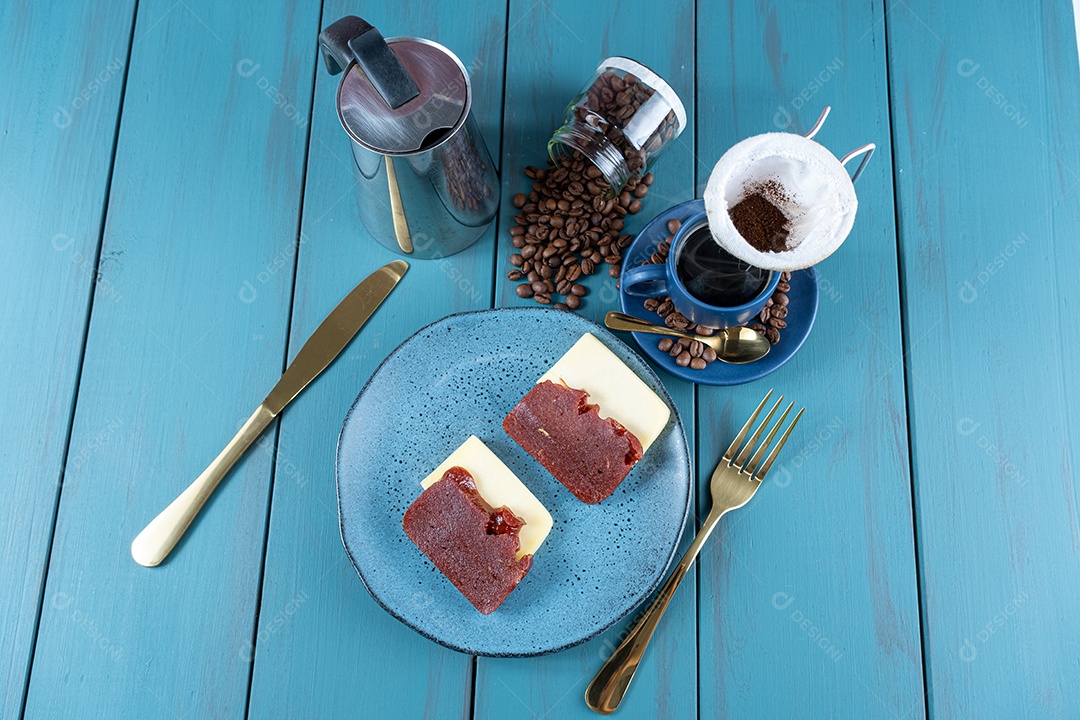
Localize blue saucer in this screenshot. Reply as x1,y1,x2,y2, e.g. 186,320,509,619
336,308,691,656
619,199,818,386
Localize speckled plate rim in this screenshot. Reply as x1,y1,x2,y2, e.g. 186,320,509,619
334,307,692,657
620,198,819,386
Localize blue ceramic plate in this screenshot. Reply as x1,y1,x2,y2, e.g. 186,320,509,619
336,308,691,656
620,199,819,386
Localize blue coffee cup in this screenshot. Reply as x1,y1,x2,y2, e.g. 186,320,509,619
621,210,779,328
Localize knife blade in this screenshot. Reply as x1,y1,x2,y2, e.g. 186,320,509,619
131,259,408,567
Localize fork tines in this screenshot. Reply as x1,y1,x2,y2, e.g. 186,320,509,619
724,389,804,481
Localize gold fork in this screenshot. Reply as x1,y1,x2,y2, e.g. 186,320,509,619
585,389,803,714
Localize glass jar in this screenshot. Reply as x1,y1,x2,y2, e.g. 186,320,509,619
548,57,687,195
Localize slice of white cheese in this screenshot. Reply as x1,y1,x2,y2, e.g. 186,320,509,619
536,332,670,453
421,435,552,559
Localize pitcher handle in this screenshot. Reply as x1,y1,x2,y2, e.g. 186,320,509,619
840,143,875,184
318,16,420,109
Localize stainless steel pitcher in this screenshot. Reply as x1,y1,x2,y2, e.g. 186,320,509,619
319,16,500,258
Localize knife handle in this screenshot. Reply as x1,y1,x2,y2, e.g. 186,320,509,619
131,404,275,567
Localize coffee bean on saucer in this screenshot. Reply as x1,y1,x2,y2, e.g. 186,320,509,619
690,357,707,371
769,317,787,329
658,338,674,352
702,346,717,362
689,340,704,358
772,306,788,319
765,326,780,344
516,283,534,298
644,297,660,312
667,218,681,234
675,350,691,367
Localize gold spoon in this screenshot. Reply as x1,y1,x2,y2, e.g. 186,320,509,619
604,311,770,364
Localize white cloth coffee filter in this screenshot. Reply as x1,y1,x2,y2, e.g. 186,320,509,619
703,132,858,271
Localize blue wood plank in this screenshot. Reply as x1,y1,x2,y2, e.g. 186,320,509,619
0,1,135,716
20,0,318,717
245,2,507,718
887,1,1080,716
695,1,925,717
479,1,698,718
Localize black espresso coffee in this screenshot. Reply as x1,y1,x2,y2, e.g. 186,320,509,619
675,226,771,306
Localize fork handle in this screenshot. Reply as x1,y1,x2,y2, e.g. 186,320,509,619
585,507,724,714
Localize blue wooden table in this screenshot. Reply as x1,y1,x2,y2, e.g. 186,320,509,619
4,1,1078,717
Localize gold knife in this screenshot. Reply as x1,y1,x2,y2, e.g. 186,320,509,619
131,259,408,567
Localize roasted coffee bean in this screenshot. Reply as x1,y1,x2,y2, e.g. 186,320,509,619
689,341,704,358
521,244,537,259
608,264,621,278
759,307,771,322
668,343,682,358
643,297,660,312
750,322,767,334
510,254,524,267
534,292,551,305
513,193,527,208
658,338,674,352
530,281,547,294
642,172,654,185
776,281,791,292
581,258,596,275
516,284,534,298
774,293,789,306
765,326,780,344
702,346,717,363
553,302,569,310
511,236,525,249
628,199,642,214
539,265,554,279
507,270,522,281
566,265,582,282
570,283,587,297
526,270,540,283
667,218,681,234
675,350,692,367
768,317,787,329
689,357,707,371
772,306,788,319
564,294,580,310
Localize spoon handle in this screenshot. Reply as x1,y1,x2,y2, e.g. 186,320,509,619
604,311,697,343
